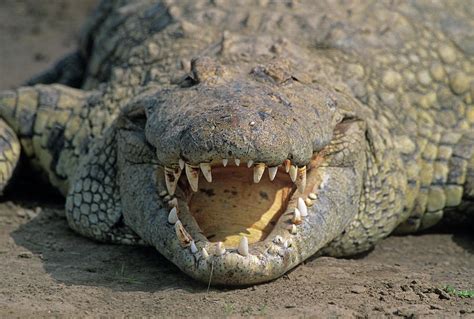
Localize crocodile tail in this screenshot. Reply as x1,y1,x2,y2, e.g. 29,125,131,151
0,85,102,195
0,118,20,194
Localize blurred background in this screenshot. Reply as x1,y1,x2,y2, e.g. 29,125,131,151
0,0,97,89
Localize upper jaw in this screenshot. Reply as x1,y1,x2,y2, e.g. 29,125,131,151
163,158,309,198
143,78,338,168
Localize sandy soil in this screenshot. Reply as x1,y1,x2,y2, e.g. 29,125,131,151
0,1,473,317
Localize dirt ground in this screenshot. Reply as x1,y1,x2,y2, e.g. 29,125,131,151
0,1,473,317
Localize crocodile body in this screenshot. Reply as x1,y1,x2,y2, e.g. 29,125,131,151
1,0,473,285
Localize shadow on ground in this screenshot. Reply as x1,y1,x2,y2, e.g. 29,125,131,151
10,200,203,293
4,164,197,291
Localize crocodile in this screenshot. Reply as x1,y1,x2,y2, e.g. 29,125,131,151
1,0,473,286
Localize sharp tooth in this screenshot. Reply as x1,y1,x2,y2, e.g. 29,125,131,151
222,159,228,167
201,248,209,259
168,207,178,224
190,240,198,253
268,166,278,181
216,242,226,255
308,192,317,200
235,158,241,166
292,208,302,225
289,165,297,182
185,164,199,192
288,224,297,234
199,163,212,183
247,160,254,168
168,198,178,207
164,166,182,196
175,220,192,247
179,159,185,170
296,166,307,193
253,163,265,183
284,159,291,173
297,197,308,217
238,236,249,256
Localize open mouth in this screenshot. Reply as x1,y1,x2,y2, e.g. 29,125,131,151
116,118,365,285
158,154,324,257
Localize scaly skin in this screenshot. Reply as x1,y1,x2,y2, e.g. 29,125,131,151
0,0,473,285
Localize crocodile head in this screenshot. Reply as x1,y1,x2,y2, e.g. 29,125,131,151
116,57,368,285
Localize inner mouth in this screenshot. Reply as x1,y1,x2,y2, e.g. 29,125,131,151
160,155,319,252
185,164,294,247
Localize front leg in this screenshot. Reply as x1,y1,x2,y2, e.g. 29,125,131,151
26,51,86,88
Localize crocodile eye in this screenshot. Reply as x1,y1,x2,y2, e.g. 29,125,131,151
117,104,147,131
173,74,198,88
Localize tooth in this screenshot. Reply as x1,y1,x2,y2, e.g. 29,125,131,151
284,159,291,173
253,163,265,183
288,224,297,234
283,239,292,248
159,190,168,197
190,240,198,253
308,192,317,200
305,198,314,207
292,208,302,225
163,195,171,202
185,164,199,192
297,197,308,217
289,165,297,182
247,160,254,168
235,158,241,166
168,198,178,207
199,163,212,183
201,248,209,259
268,166,278,181
164,166,181,196
216,242,225,255
296,166,307,193
168,207,178,224
179,159,185,170
273,235,283,244
175,220,192,246
238,236,249,256
222,159,228,167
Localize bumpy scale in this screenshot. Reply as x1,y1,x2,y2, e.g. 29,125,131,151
0,0,473,285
